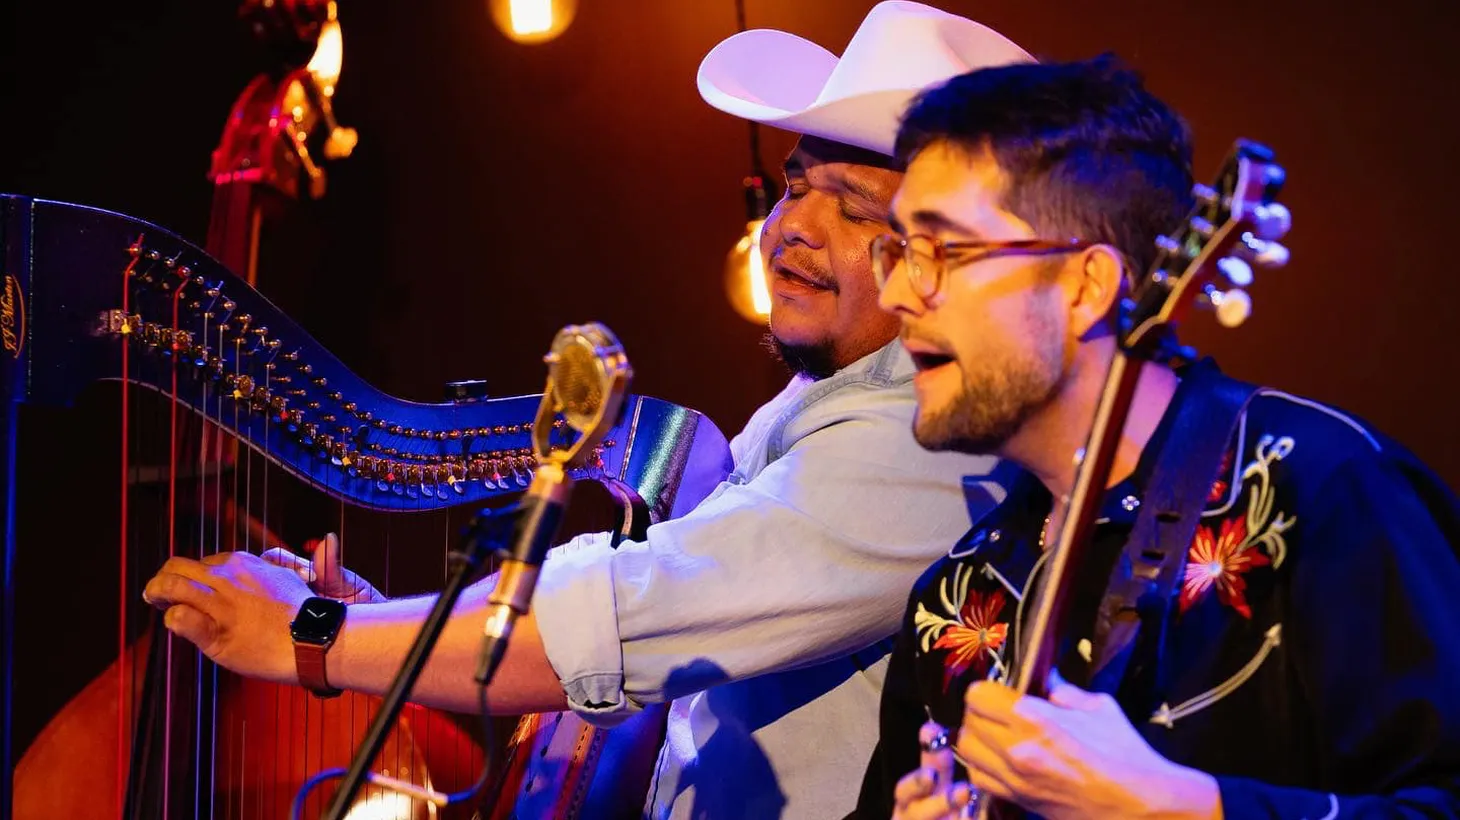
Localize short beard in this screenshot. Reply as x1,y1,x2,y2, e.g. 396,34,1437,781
915,363,1063,454
914,299,1066,454
762,331,839,380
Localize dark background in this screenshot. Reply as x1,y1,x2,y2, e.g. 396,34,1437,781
3,0,1460,803
5,0,1458,483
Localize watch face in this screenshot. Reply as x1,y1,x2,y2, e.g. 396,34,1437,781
291,597,346,644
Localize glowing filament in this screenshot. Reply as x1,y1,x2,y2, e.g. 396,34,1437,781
307,2,344,94
509,0,553,35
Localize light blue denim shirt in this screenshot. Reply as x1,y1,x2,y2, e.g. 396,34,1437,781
533,340,1006,819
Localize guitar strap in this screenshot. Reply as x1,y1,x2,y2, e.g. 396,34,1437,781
1087,358,1261,713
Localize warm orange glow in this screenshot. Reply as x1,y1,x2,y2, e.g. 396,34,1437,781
307,2,343,95
510,0,552,35
726,219,771,323
487,0,577,44
747,221,771,315
340,792,418,820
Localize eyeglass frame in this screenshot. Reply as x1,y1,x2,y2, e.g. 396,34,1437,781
870,233,1094,301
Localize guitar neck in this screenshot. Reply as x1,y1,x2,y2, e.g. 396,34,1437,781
1014,349,1143,697
974,351,1143,820
973,138,1289,820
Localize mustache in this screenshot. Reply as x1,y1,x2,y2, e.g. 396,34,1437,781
768,246,835,289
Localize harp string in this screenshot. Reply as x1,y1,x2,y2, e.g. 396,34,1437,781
108,249,500,820
117,247,138,818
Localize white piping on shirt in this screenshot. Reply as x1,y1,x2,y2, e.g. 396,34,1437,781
1149,623,1282,728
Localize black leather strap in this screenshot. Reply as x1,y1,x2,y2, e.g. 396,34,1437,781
1089,358,1261,708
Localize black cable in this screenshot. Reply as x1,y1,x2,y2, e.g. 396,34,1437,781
289,686,493,819
290,506,516,819
734,0,775,213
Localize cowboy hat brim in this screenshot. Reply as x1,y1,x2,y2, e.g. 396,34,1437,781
696,2,1033,156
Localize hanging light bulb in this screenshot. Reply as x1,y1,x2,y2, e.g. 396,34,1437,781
487,0,578,45
301,0,358,163
721,0,777,326
726,222,771,323
305,1,343,96
725,175,774,324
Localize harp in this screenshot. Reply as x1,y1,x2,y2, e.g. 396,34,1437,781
0,194,732,818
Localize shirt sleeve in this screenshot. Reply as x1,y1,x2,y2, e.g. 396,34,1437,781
531,377,1002,725
1215,451,1460,818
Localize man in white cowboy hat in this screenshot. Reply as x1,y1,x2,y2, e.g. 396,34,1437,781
140,3,1034,817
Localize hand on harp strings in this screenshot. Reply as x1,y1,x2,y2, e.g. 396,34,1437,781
263,533,389,605
143,551,317,685
3,196,731,820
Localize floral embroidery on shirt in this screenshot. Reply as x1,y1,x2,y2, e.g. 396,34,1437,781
1181,517,1269,618
914,565,1011,690
1182,434,1298,617
932,589,1009,687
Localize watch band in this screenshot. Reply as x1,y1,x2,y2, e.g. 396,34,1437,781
292,596,347,699
295,640,343,698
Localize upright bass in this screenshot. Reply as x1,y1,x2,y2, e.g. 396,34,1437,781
7,1,464,816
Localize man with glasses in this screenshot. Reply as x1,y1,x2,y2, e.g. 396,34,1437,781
854,55,1460,819
140,4,1042,817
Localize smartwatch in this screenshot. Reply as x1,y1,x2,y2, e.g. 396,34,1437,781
290,596,347,698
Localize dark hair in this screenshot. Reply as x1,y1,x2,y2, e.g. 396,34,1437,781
894,54,1194,278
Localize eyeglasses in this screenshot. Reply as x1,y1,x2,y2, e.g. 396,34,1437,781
870,234,1092,301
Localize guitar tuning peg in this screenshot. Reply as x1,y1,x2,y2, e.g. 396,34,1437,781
1154,234,1182,256
1202,285,1252,328
1263,164,1287,194
1250,202,1292,239
1241,235,1291,268
1157,337,1200,366
1217,256,1253,287
1237,140,1276,163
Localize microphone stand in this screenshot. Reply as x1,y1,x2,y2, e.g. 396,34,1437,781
310,320,631,820
315,503,519,820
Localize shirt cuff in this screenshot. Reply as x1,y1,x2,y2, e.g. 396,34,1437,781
532,532,641,726
1216,775,1340,819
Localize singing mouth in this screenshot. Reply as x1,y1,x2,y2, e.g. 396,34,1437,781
903,340,955,372
909,351,956,371
772,261,833,291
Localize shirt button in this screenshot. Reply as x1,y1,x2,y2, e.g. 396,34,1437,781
1121,495,1140,511
988,529,1001,542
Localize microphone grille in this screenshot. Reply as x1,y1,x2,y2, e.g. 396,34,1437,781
552,339,604,433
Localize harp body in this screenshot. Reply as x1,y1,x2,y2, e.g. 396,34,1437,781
0,194,732,819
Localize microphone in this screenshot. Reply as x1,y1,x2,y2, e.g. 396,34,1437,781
475,322,632,684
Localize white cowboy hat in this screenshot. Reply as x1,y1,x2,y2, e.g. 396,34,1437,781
697,1,1034,157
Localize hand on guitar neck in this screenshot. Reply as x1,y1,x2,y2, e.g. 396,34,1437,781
892,672,1220,820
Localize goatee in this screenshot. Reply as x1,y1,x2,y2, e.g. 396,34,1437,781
762,331,839,380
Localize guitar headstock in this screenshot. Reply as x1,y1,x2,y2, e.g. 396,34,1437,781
208,0,357,200
1120,139,1291,359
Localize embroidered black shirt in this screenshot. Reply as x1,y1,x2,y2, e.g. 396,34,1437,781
853,379,1460,818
